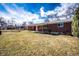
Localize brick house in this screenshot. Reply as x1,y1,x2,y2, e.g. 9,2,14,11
26,19,72,35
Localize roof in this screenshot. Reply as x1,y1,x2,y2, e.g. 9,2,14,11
28,19,72,26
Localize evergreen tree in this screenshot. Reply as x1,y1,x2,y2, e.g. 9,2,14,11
72,8,79,37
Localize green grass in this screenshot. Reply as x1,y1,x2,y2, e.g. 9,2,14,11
0,30,79,56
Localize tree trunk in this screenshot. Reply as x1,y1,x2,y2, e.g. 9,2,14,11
0,30,2,35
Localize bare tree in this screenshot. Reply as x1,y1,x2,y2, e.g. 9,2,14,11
21,22,27,30
0,17,8,35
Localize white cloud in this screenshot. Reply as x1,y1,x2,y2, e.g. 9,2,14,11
33,19,44,24
0,3,40,25
40,7,46,17
46,10,57,15
0,3,79,25
56,3,75,16
45,3,79,21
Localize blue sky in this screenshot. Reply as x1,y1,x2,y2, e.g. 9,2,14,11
0,3,60,14
0,3,78,25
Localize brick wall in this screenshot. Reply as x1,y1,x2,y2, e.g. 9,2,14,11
27,22,72,35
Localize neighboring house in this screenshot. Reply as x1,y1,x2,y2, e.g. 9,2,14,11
26,19,72,35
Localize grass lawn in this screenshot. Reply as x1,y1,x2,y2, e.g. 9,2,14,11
0,30,79,56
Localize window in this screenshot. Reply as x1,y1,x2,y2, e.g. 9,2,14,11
43,25,48,29
57,22,64,28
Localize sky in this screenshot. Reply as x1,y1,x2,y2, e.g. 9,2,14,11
0,3,79,25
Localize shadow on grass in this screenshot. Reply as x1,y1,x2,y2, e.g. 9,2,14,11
33,31,60,36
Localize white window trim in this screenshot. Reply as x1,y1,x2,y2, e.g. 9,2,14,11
57,22,64,28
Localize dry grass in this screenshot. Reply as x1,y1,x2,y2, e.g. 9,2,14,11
0,30,79,56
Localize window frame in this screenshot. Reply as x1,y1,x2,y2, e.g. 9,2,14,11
57,22,64,28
